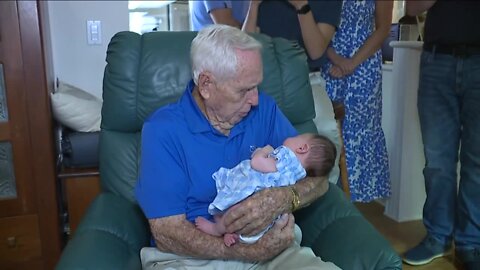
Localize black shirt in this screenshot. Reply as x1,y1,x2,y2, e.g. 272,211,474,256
257,0,342,70
424,1,480,46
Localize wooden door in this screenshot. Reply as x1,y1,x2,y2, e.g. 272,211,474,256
0,0,36,219
0,1,62,269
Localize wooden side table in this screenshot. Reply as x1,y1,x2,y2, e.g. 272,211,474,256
331,101,350,199
58,167,100,237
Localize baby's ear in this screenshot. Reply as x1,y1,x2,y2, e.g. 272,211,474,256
297,143,310,154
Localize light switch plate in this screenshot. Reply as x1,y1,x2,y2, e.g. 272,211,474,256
87,20,102,45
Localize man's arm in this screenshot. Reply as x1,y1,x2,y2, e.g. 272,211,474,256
209,8,242,28
290,0,337,60
149,213,295,262
242,0,261,32
223,175,328,236
406,0,436,16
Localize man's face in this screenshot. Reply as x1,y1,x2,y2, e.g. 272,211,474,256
205,49,263,127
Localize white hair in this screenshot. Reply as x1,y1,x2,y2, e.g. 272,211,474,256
191,24,262,85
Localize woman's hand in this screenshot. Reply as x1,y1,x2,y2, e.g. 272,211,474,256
329,65,344,78
334,56,358,76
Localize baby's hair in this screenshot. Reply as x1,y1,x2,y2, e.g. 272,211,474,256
305,134,337,177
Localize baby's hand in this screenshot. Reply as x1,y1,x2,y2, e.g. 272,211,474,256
251,145,273,158
262,145,274,152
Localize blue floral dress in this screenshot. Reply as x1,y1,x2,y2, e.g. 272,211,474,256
321,0,391,202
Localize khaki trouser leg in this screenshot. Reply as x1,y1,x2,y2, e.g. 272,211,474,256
141,225,340,270
256,243,341,270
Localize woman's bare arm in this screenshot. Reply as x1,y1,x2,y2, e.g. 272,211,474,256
327,0,393,77
349,1,393,69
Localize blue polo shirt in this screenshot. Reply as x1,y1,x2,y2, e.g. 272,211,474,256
135,80,297,223
190,1,250,31
257,0,342,70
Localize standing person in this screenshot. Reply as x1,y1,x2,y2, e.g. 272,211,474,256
403,1,480,269
320,0,393,202
195,134,336,246
135,24,340,270
242,0,343,185
243,0,341,71
189,0,250,31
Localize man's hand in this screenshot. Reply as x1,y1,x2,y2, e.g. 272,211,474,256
223,187,290,236
249,213,296,261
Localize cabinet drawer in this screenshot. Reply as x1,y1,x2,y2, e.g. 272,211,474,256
0,215,41,264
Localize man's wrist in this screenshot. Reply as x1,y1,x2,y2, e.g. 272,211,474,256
296,3,311,15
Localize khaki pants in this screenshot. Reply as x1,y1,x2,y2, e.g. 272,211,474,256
140,225,340,270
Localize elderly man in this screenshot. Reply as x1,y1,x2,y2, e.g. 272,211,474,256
135,25,339,269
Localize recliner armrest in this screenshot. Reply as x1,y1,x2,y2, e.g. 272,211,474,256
295,184,402,270
314,215,402,269
56,193,150,270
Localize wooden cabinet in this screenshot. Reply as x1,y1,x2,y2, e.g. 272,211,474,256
59,167,101,237
0,216,42,265
0,1,62,269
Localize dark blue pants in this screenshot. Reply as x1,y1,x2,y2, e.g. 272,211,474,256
418,51,480,253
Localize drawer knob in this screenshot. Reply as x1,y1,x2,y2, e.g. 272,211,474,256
7,236,17,248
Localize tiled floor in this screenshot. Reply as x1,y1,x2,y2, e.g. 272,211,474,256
355,202,462,270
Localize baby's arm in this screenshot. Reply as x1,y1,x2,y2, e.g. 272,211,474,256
250,145,278,173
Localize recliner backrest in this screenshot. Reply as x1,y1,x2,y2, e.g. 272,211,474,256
100,31,316,202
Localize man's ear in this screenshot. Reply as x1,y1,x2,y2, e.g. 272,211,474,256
198,72,214,99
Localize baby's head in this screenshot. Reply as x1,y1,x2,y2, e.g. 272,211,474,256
283,133,337,177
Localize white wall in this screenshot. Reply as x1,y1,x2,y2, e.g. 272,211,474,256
46,1,129,98
382,42,426,222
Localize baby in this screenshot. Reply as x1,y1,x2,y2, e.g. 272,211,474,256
195,133,337,246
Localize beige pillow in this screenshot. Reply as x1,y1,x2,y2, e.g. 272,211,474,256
50,81,102,132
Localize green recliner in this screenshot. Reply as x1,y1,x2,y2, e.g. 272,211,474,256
56,31,402,270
